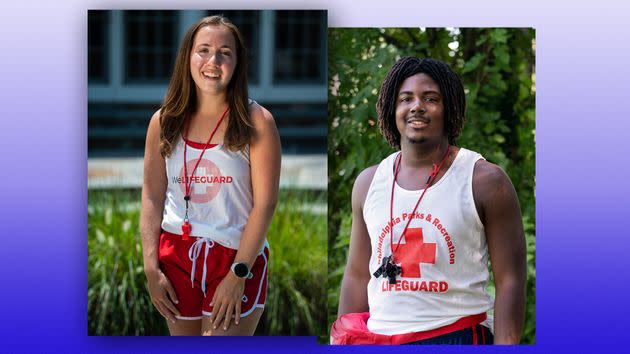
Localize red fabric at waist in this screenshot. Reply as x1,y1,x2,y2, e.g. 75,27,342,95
331,312,487,345
162,230,185,238
162,230,206,239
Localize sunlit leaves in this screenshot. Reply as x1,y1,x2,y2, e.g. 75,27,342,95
328,27,535,343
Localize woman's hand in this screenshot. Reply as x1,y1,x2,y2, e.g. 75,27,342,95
210,272,246,331
146,269,180,323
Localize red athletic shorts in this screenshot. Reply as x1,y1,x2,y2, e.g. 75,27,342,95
158,231,269,320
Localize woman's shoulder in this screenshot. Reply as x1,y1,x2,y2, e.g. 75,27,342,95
248,100,274,122
147,108,162,133
248,100,276,132
246,100,280,153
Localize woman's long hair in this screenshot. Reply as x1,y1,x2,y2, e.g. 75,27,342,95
158,15,252,158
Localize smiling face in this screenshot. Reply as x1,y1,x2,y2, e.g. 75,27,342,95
189,25,237,97
395,72,445,146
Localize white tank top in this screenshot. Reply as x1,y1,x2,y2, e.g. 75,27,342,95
364,147,494,335
161,135,261,250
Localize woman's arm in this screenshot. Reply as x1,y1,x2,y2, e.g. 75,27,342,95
210,104,281,331
337,166,378,316
140,110,180,322
473,160,527,344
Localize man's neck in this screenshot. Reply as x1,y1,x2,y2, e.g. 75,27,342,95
400,138,450,168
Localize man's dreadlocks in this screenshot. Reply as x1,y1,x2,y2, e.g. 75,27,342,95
376,57,466,149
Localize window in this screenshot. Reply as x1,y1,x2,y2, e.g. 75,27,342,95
124,10,177,83
88,10,109,83
274,11,326,84
206,10,260,84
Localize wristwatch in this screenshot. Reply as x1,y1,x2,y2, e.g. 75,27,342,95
231,262,253,279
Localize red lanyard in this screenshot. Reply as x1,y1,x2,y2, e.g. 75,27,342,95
180,106,229,240
389,144,450,258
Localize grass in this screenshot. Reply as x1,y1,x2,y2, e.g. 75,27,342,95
88,188,326,336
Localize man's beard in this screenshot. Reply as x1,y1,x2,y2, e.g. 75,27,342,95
407,136,428,144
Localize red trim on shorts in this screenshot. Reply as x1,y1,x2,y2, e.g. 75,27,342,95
331,312,487,345
481,324,486,344
158,231,268,319
472,324,478,345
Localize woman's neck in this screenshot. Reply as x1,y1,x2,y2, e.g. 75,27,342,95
195,91,229,118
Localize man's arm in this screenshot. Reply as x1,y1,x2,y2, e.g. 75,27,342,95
337,166,378,316
473,160,527,344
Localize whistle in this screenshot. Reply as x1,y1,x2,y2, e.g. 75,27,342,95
182,221,191,241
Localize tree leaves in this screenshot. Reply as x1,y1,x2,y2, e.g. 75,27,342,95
328,27,536,343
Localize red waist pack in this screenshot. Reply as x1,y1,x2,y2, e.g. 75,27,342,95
330,312,486,345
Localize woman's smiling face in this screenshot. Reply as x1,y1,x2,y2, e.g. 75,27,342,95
189,25,237,96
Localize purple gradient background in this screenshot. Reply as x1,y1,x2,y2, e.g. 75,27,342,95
1,0,629,352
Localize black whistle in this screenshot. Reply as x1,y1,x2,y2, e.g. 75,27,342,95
386,263,401,284
373,255,401,284
373,255,390,278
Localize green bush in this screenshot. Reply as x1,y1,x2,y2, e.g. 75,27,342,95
88,189,164,335
88,188,327,336
327,28,536,344
255,190,327,336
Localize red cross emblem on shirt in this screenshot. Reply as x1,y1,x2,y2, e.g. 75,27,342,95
395,227,436,278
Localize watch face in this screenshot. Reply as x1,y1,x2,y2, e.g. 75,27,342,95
234,263,248,278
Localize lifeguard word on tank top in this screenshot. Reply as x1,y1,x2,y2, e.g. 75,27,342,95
161,126,262,251
364,148,494,335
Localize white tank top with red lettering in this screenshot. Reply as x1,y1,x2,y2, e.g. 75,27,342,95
161,130,262,251
363,147,494,335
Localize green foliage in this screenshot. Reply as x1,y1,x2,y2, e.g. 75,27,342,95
328,28,536,344
88,189,165,335
88,188,327,336
255,190,327,337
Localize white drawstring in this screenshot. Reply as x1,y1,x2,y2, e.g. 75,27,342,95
188,237,215,296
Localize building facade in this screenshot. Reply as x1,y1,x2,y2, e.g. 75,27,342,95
88,10,327,156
